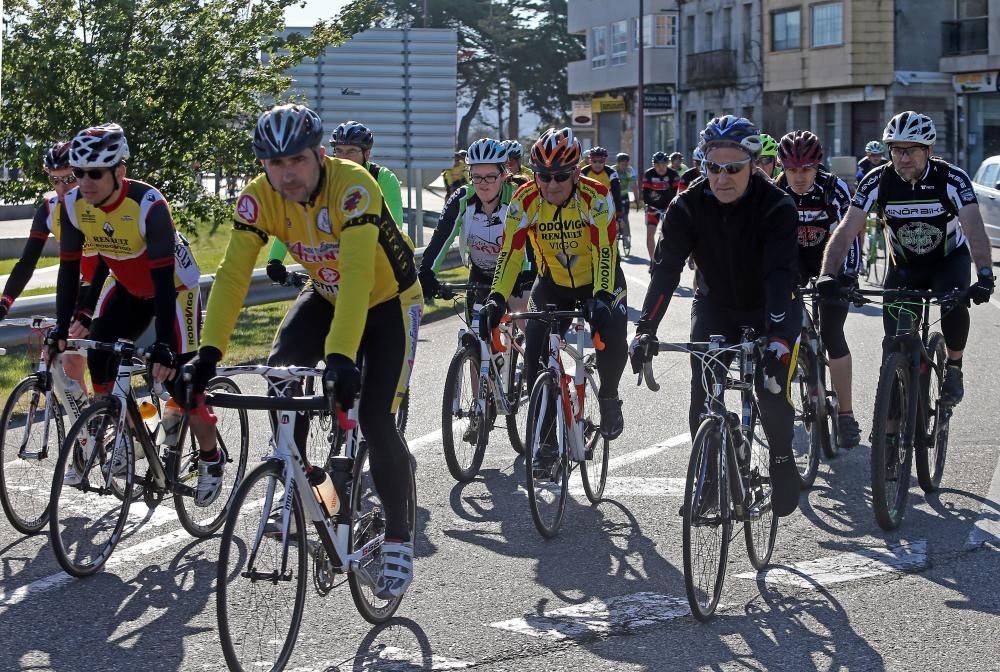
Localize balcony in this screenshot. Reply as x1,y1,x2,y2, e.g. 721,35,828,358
942,18,988,56
685,49,737,88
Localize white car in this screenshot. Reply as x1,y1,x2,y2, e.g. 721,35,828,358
971,156,1000,247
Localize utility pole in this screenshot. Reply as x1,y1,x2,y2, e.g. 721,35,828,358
637,0,644,166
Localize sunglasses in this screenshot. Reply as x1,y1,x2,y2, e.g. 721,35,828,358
703,158,752,175
470,173,501,184
49,174,78,185
536,171,574,183
757,157,775,165
71,167,109,180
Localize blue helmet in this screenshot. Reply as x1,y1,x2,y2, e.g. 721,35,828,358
505,141,524,160
467,138,509,165
699,115,762,157
330,120,374,150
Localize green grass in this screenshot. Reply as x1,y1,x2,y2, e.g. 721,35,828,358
0,346,35,399
0,256,59,276
186,226,272,276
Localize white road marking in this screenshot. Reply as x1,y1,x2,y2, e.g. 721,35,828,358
735,540,928,589
606,433,690,472
568,476,686,498
965,449,1000,549
408,427,444,454
489,591,691,641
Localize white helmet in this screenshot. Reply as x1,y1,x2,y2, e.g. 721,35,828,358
883,111,936,146
70,123,130,168
467,138,509,165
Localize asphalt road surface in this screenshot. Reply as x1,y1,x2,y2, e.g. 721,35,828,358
2,212,999,671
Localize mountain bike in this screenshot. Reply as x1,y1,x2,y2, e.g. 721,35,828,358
438,281,527,482
515,305,609,538
847,287,960,531
47,339,249,576
863,216,888,286
638,329,777,621
213,365,416,671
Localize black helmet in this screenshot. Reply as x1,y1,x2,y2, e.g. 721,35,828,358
616,152,630,161
652,151,668,163
330,120,374,150
589,146,609,158
252,104,324,160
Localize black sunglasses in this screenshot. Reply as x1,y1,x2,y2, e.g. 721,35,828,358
71,167,110,180
536,171,574,183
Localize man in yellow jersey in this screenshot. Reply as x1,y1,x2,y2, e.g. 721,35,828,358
443,150,469,198
480,128,628,476
189,104,421,600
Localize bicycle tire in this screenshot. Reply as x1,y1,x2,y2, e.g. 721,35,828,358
743,400,777,570
0,377,65,535
580,370,609,504
916,333,949,493
874,237,887,285
524,371,569,538
217,460,307,672
348,439,417,623
442,345,487,482
870,352,913,531
682,417,731,621
174,377,250,538
791,347,820,489
504,345,527,455
820,352,840,458
395,389,409,436
49,398,133,577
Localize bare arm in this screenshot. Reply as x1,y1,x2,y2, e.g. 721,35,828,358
957,203,994,270
821,206,869,276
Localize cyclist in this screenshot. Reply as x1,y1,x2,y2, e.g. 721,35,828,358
856,140,887,181
820,110,996,406
677,147,704,193
668,151,688,174
614,152,639,252
505,141,534,182
756,133,780,180
48,124,215,491
266,120,404,285
190,104,421,599
642,151,680,261
1,141,106,398
418,137,533,319
776,130,862,447
479,127,628,473
443,150,469,198
631,115,802,518
581,146,623,224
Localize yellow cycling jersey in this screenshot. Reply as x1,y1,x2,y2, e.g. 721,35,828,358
492,176,618,297
201,156,418,360
582,166,614,191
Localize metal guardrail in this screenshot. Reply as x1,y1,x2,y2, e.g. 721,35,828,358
0,244,459,348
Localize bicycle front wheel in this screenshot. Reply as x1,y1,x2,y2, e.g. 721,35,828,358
174,376,250,538
579,369,609,503
524,371,568,538
916,333,949,493
49,398,133,577
441,345,487,482
683,418,731,621
504,344,528,455
0,377,64,535
743,401,777,570
790,347,820,489
217,460,307,672
870,352,913,531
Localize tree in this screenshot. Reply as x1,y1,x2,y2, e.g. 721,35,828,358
0,0,383,232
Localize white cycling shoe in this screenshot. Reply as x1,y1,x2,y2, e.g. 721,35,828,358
195,450,226,507
374,540,414,600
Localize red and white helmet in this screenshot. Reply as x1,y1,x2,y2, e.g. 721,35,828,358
70,123,130,168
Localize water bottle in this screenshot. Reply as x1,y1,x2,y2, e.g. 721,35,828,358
308,466,339,518
156,398,184,447
328,457,353,520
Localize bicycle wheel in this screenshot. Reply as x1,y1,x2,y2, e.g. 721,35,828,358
524,371,569,538
174,377,250,538
743,401,777,570
441,345,487,482
217,460,307,672
49,398,134,577
873,237,887,285
396,389,410,436
504,344,528,455
819,355,840,459
790,347,820,489
916,333,949,493
0,377,65,535
682,417,731,621
870,352,913,531
348,439,417,623
579,369,609,503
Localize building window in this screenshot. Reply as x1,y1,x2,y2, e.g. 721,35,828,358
772,9,801,51
959,0,987,18
591,26,608,68
811,2,843,48
685,15,695,55
721,7,731,50
611,20,628,65
703,11,714,51
633,15,677,48
742,3,753,61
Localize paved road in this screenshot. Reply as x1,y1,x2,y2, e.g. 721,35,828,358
2,210,999,671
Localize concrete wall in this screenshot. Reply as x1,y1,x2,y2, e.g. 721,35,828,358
568,47,679,94
896,0,952,71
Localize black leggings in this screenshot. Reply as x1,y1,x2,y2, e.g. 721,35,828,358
883,246,971,352
818,299,850,359
688,299,802,461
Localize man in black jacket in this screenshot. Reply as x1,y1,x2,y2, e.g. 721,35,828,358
631,116,802,517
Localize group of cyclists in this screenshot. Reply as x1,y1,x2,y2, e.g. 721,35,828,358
1,103,996,608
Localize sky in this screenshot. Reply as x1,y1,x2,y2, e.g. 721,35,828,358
285,0,354,27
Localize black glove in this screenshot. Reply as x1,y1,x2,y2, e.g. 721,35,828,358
815,274,843,300
266,259,288,285
970,269,996,305
418,268,440,301
762,337,791,392
147,342,178,370
46,326,68,367
585,291,614,341
515,270,536,295
188,346,222,395
629,333,657,375
72,310,92,331
0,296,10,320
324,353,361,411
478,294,507,342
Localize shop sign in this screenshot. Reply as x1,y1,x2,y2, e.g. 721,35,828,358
572,100,593,127
953,71,1000,93
593,96,626,113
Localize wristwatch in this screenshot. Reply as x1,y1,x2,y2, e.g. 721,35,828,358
978,267,995,280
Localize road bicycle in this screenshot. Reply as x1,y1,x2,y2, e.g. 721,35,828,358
213,364,416,671
617,208,632,257
437,281,527,482
863,215,888,286
47,339,249,576
847,287,960,530
638,329,777,621
515,305,609,538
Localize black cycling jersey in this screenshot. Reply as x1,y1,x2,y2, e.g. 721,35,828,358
678,167,702,192
638,171,799,337
853,159,976,265
856,156,887,181
776,168,861,279
642,167,680,210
